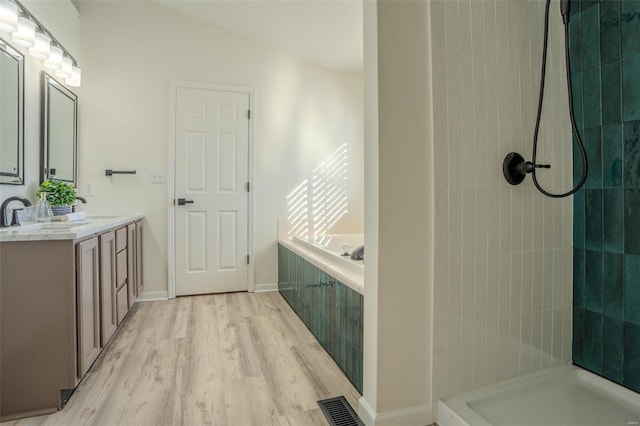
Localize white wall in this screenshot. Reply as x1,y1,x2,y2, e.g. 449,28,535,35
0,0,80,201
75,1,364,295
430,0,574,402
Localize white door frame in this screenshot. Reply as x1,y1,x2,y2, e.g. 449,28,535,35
167,80,256,299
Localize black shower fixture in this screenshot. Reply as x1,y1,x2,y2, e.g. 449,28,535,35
503,0,588,198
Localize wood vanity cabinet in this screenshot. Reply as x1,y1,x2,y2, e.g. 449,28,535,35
0,218,144,421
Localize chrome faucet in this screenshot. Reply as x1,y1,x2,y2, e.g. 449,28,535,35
1,197,32,227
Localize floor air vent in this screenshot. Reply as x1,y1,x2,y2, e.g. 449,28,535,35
317,396,364,426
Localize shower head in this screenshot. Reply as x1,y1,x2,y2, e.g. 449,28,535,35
560,0,571,24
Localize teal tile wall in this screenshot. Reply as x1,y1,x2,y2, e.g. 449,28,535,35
277,244,363,393
572,0,640,393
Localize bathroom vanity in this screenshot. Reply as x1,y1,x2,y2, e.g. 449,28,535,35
0,215,144,420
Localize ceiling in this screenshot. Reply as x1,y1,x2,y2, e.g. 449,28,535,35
155,0,363,72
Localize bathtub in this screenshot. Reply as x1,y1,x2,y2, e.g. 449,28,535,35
438,365,640,426
279,233,364,294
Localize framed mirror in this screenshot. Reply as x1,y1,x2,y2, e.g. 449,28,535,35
41,72,77,185
0,39,25,185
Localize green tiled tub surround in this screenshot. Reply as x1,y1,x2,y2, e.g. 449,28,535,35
278,244,363,393
573,0,640,394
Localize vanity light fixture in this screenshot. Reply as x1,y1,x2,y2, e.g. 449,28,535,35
0,0,18,32
29,31,50,59
11,15,34,47
4,0,81,87
55,55,72,79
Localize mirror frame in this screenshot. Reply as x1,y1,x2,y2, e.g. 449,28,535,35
0,39,25,185
41,72,78,186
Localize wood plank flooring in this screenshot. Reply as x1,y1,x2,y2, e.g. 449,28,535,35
3,292,360,426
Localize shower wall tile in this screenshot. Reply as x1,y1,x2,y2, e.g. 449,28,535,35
583,67,603,128
622,52,640,122
621,0,640,55
584,127,603,188
623,321,640,389
624,120,640,187
601,61,622,125
603,188,624,252
583,310,603,374
602,316,623,382
574,0,640,394
584,189,603,250
603,123,623,187
572,71,584,130
584,250,604,312
431,0,572,401
625,189,640,254
624,255,640,324
603,252,624,317
570,13,583,72
581,3,601,68
600,0,621,63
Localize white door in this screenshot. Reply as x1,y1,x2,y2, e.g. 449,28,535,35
174,87,250,296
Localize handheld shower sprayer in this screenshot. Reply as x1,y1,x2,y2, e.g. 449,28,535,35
503,0,588,198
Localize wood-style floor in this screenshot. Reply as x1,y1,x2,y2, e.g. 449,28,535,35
3,292,360,426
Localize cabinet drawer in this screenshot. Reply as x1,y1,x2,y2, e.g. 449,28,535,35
116,284,129,325
116,249,127,288
115,228,127,252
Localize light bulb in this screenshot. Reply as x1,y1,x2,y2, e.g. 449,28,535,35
29,32,51,59
11,16,35,47
0,0,18,33
55,56,73,78
44,45,63,70
66,66,81,87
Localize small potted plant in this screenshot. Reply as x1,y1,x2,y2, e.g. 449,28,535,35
37,180,77,216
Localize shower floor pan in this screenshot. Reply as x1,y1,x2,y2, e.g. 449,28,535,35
438,365,640,426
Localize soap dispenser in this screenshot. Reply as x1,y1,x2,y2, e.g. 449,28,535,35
35,192,53,223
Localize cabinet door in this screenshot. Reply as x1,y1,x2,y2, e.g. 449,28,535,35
136,221,143,294
127,224,137,308
99,231,117,346
77,237,101,378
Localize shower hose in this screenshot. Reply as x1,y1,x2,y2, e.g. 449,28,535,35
531,0,588,198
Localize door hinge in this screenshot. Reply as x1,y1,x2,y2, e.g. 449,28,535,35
246,254,250,264
247,109,251,119
246,182,250,192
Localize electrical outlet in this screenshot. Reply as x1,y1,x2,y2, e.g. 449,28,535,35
150,171,164,184
84,182,95,196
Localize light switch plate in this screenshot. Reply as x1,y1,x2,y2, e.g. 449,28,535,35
150,171,164,184
84,182,95,196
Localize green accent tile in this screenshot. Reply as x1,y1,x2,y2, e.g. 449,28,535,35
573,307,586,365
623,321,640,391
574,190,586,248
601,61,622,124
601,0,622,62
603,252,624,316
622,52,640,121
604,189,624,252
583,3,602,68
584,127,603,188
625,189,640,254
624,120,640,187
572,71,584,130
603,316,624,382
585,189,603,250
625,255,640,324
574,248,586,307
582,0,598,12
621,0,640,55
603,123,623,187
584,309,603,374
583,66,603,128
571,13,583,72
585,250,604,312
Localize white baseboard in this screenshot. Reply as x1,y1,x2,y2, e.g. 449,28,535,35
253,282,278,293
358,396,434,426
436,400,468,426
136,291,169,302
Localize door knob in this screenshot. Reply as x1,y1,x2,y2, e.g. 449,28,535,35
176,198,194,206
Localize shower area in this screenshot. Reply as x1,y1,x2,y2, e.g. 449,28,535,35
428,0,640,423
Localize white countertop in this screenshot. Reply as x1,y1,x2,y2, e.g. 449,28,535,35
0,214,144,242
